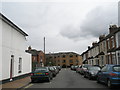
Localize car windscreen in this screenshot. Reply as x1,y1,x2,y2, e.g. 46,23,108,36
83,65,91,68
49,67,55,70
89,67,101,71
113,66,120,72
35,68,47,72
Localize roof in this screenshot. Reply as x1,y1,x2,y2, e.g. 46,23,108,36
46,52,80,56
0,13,28,36
26,49,43,56
98,28,120,43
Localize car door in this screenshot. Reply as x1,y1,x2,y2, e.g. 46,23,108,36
99,66,108,82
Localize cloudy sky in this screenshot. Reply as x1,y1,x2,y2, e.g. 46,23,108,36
1,0,119,54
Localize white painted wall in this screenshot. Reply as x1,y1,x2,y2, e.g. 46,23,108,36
0,18,2,82
1,18,31,81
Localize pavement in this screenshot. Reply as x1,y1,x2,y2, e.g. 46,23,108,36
0,76,31,89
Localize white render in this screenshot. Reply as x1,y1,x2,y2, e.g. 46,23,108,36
0,15,31,81
0,18,2,82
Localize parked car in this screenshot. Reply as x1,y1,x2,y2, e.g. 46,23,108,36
74,66,79,71
84,66,101,79
57,66,62,71
53,66,59,74
76,65,82,73
30,67,53,82
71,65,75,70
79,64,91,75
97,64,120,88
48,66,57,77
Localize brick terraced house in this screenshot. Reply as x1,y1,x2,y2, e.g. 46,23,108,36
81,25,120,66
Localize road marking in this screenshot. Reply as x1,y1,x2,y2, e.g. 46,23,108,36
24,83,33,88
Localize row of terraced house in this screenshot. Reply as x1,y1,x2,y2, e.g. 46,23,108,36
81,25,120,67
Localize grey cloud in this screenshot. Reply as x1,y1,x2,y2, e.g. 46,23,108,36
60,4,118,40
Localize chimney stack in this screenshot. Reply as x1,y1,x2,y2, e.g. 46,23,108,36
92,42,98,47
88,46,91,50
99,35,105,41
109,25,118,34
28,46,32,50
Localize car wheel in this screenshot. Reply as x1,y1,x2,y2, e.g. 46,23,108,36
107,80,113,88
97,77,100,83
51,76,53,80
31,79,35,83
47,77,51,82
84,74,86,78
88,75,91,80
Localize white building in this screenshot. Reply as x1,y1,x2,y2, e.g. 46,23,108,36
0,13,31,82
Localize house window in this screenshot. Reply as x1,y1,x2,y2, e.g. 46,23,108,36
76,55,78,57
103,41,106,51
101,56,104,66
70,55,73,57
107,39,110,49
118,34,120,46
111,38,115,48
49,56,52,59
112,54,116,64
69,60,73,63
18,58,22,73
62,55,66,58
62,60,66,63
76,60,79,63
117,52,120,64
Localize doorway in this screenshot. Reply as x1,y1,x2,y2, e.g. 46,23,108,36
10,55,14,81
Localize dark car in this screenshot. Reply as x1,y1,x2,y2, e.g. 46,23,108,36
48,66,57,77
53,66,59,74
97,64,120,88
57,66,62,71
74,66,79,71
71,65,78,71
71,65,75,70
84,66,101,79
76,65,82,73
80,64,91,75
30,67,53,82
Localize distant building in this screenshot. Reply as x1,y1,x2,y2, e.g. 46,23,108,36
0,13,31,82
46,52,82,68
26,46,45,71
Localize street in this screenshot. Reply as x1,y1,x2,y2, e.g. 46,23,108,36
23,68,109,89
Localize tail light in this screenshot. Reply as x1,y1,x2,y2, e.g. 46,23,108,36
109,73,117,76
30,73,34,76
45,73,49,75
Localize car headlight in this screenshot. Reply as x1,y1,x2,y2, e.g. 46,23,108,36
91,72,94,75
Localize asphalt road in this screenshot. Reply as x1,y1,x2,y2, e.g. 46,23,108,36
24,68,110,89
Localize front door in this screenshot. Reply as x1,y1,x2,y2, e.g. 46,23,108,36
10,55,14,81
